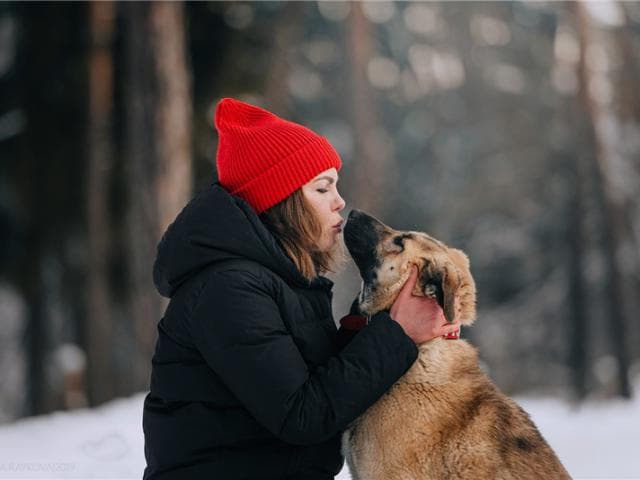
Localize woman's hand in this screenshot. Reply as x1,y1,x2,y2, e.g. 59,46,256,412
389,266,460,344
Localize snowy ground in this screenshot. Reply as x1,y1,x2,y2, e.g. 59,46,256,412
0,390,638,479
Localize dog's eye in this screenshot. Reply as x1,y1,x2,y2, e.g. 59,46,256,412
388,236,407,253
386,246,401,255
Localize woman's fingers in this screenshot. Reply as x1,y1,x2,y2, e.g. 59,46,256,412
397,265,418,301
390,266,418,320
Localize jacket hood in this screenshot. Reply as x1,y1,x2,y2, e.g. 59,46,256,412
153,183,332,297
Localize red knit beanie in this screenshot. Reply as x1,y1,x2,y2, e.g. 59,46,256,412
214,98,343,214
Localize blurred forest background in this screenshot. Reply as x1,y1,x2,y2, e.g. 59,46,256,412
0,1,639,423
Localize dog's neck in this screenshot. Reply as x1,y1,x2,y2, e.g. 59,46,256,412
396,338,475,386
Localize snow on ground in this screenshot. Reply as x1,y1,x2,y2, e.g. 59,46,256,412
0,391,638,479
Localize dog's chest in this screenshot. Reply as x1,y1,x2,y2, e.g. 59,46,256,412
342,343,478,478
342,381,454,480
345,379,452,444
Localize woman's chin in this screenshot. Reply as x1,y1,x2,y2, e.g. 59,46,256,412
322,233,341,252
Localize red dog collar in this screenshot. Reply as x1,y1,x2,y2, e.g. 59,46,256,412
339,314,368,331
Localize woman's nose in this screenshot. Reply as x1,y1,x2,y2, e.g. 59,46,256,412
335,193,346,212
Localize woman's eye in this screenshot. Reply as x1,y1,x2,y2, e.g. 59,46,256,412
316,188,328,194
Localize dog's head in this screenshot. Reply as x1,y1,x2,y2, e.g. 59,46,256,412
344,209,476,325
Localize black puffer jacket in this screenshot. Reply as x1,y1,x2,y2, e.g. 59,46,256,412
142,183,418,479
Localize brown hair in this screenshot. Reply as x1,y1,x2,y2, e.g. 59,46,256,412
259,189,346,281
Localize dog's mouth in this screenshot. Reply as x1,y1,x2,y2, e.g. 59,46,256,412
344,210,384,287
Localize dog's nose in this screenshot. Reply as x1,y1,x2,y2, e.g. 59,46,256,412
344,211,373,247
346,209,381,230
348,209,366,221
344,210,381,263
345,209,387,235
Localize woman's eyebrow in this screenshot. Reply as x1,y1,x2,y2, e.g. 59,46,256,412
313,176,336,184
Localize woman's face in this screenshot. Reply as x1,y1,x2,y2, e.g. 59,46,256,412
301,168,346,252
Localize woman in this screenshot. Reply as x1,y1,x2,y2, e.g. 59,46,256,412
143,98,459,479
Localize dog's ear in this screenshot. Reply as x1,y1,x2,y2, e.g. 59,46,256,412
441,262,461,324
420,258,458,323
445,247,477,325
448,248,470,271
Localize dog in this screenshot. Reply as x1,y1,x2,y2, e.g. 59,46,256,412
341,209,570,480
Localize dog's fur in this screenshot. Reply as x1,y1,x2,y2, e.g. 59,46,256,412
342,210,570,480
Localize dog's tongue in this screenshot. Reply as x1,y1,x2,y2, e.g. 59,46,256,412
444,330,459,340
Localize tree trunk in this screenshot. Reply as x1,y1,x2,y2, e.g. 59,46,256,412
615,3,640,124
567,151,589,400
86,0,115,406
613,4,640,361
262,2,307,116
151,3,193,236
14,3,73,415
574,2,632,398
344,2,391,215
123,2,192,392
